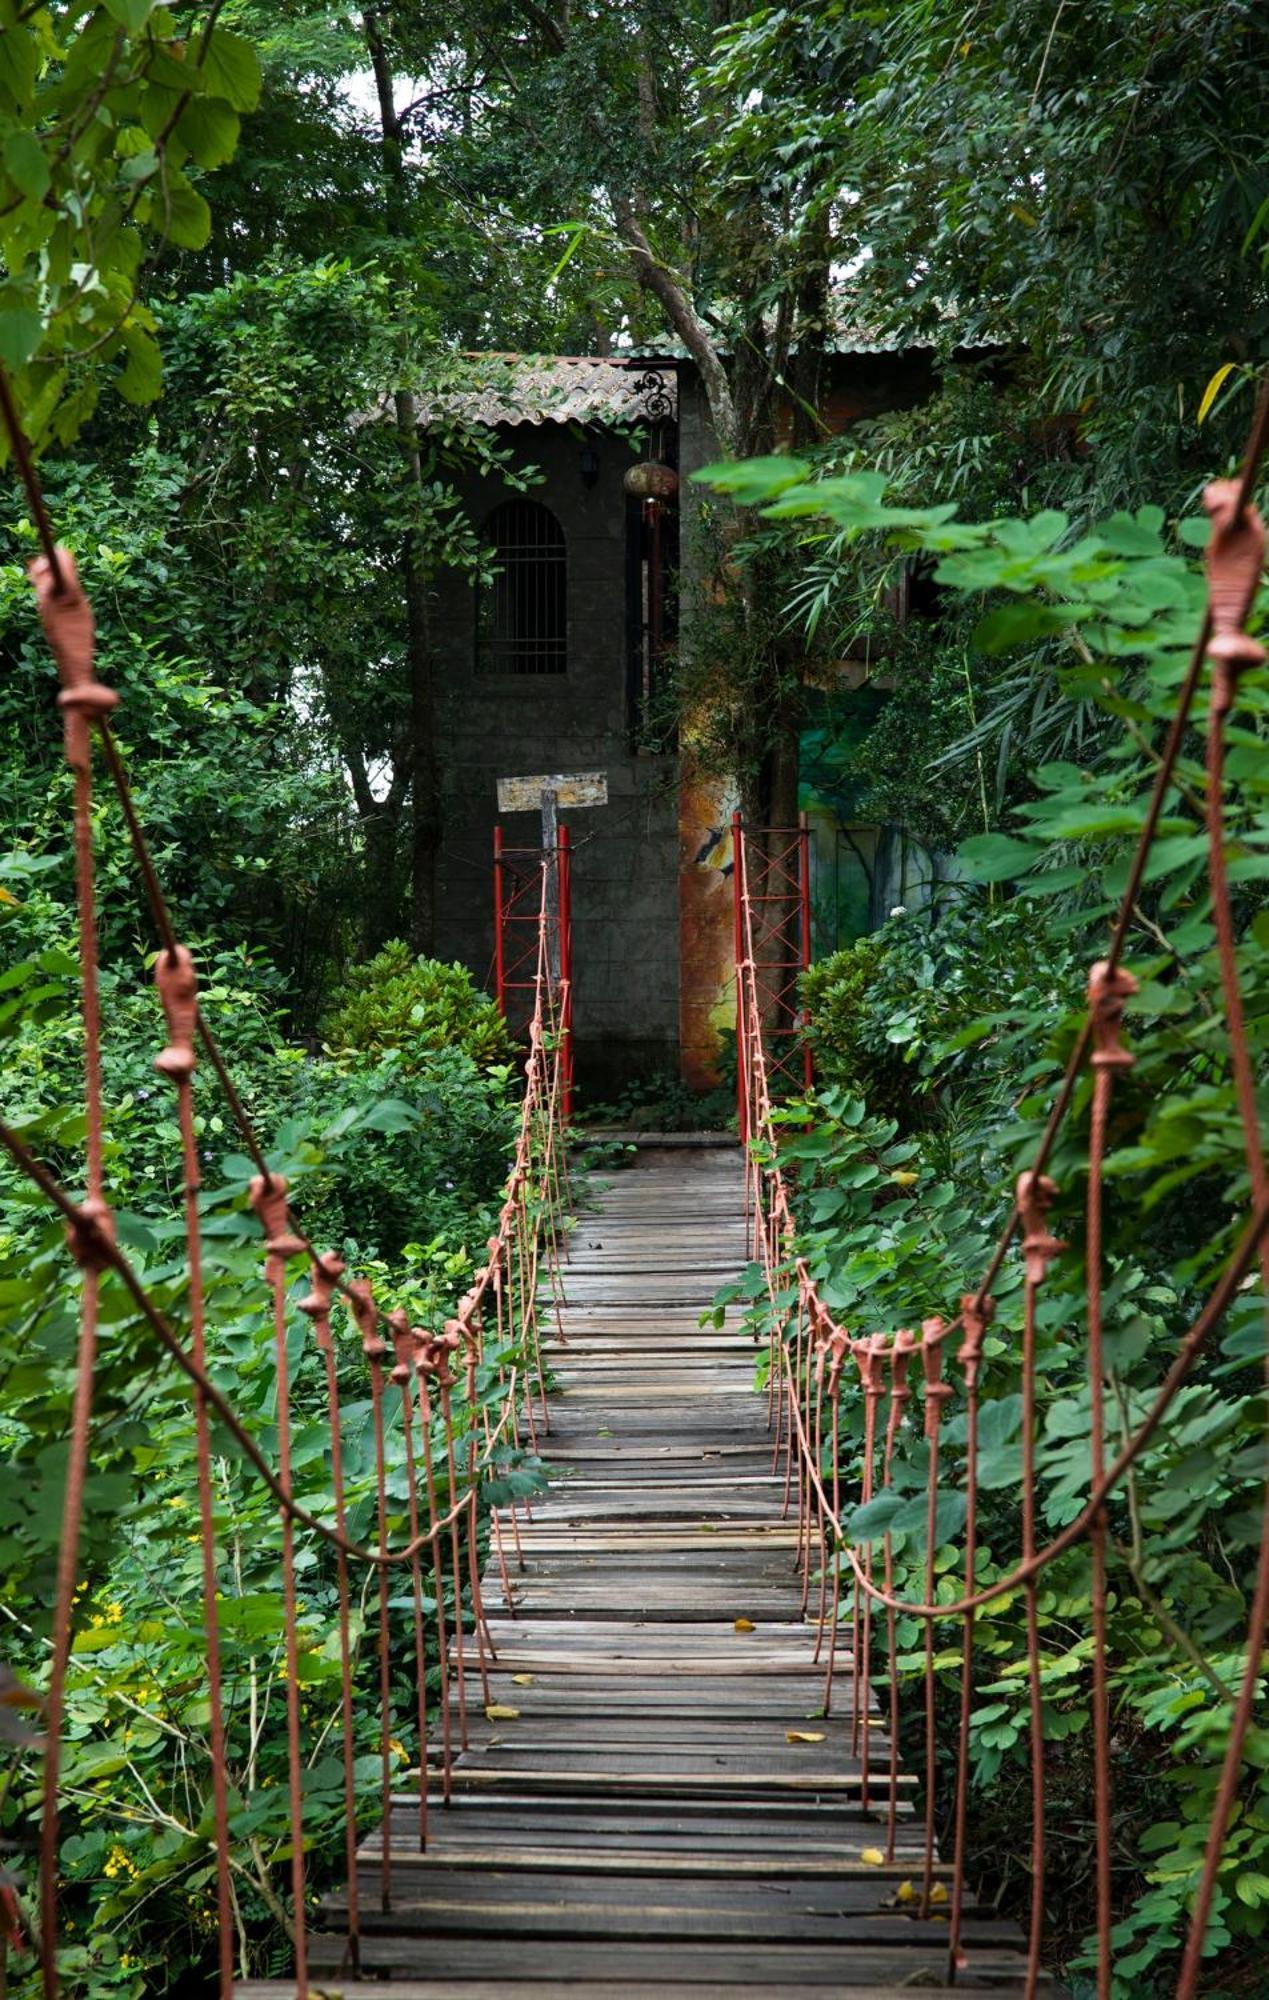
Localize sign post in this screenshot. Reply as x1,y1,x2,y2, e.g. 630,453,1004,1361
495,770,608,986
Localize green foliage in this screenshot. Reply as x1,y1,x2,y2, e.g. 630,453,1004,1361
324,944,513,1075
801,933,914,1119
580,1065,733,1135
0,1,259,446
803,903,1081,1160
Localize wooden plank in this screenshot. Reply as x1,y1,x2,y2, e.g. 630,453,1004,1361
239,1981,1045,1998
362,1845,932,1875
302,1937,1048,1985
498,770,608,811
331,1889,1015,1947
386,1793,898,1826
439,1770,916,1795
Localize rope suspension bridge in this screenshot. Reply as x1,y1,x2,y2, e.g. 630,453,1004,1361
1,372,1268,1997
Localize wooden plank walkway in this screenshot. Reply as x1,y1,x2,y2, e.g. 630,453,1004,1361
239,1142,1040,1997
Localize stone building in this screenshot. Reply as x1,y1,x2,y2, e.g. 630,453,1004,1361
427,345,949,1096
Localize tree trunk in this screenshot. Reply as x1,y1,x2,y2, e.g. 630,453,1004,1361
343,740,407,955
397,390,439,953
755,212,831,839
365,9,439,954
362,806,405,956
767,718,800,831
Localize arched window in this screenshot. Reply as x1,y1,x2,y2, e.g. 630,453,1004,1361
476,499,567,675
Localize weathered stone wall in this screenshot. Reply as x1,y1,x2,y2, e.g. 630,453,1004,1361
431,422,680,1096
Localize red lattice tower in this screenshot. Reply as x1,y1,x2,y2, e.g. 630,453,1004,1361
732,811,813,1138
494,821,573,1117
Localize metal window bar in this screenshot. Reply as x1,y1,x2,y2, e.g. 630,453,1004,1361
476,498,566,676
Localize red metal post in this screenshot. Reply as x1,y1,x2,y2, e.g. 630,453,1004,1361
798,811,814,1091
492,824,506,1019
732,809,748,1143
558,822,573,1121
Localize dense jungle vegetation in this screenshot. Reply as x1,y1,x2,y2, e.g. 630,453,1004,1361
2,2,1269,1994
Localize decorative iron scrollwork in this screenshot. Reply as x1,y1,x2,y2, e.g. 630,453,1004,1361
634,369,674,423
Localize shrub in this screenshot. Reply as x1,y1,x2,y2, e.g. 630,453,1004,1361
801,930,915,1116
323,943,512,1073
283,1045,517,1264
802,902,1079,1147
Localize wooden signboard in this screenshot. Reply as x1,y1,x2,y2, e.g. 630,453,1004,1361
497,772,608,815
496,772,608,982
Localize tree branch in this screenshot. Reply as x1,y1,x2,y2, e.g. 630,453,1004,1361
610,196,738,454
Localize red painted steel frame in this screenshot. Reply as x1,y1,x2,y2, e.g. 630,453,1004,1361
558,822,574,1121
734,815,814,1107
493,824,507,1019
732,809,749,1141
493,822,573,1117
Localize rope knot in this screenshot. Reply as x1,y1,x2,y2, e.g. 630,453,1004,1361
1204,478,1265,717
413,1329,458,1386
409,1326,436,1380
885,1327,919,1452
957,1292,995,1387
1200,472,1256,620
31,547,117,771
297,1251,344,1351
812,1328,829,1388
434,1327,462,1386
920,1316,953,1436
443,1316,474,1356
65,1195,115,1273
852,1334,887,1399
888,1326,918,1406
1088,960,1138,1071
248,1173,304,1262
825,1326,851,1397
1016,1171,1065,1286
153,946,198,1083
346,1278,385,1361
386,1306,413,1383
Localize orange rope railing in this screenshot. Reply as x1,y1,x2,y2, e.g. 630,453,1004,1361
0,382,572,1999
733,386,1269,1998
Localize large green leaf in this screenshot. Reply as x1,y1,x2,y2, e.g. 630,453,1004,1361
957,832,1037,882
198,28,262,112
0,302,42,370
174,95,241,170
3,129,49,201
146,172,212,250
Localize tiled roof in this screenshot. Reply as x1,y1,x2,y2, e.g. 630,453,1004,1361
420,355,678,428
414,323,1007,431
